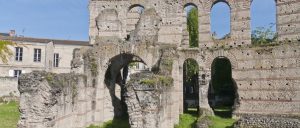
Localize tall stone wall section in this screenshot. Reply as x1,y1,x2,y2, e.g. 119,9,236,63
125,72,174,128
17,72,95,128
177,42,300,117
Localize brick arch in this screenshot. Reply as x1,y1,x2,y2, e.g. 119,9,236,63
205,51,238,69
128,4,145,12
211,0,231,9
198,0,234,11
128,1,147,9
183,2,198,9
178,51,201,65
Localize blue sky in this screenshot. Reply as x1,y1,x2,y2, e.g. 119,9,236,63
0,0,276,41
0,0,89,41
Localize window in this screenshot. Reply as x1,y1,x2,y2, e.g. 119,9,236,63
184,4,199,47
251,0,277,45
53,53,59,67
34,49,41,62
14,70,22,78
15,47,23,61
210,2,231,39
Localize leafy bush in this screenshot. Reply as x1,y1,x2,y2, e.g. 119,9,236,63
251,24,277,45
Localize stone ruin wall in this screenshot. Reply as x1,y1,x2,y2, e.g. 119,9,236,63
89,0,300,47
17,0,300,128
203,42,300,118
17,72,93,128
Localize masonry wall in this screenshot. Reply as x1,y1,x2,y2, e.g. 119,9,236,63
197,42,300,118
17,72,95,128
0,77,19,97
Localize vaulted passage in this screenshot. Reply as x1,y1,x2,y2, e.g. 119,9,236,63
104,53,146,123
208,57,237,118
183,59,199,114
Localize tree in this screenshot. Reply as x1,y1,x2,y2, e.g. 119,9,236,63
0,40,15,63
187,8,199,48
251,23,277,45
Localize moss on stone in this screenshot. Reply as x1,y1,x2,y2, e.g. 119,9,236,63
157,75,173,86
137,74,173,87
90,59,98,76
140,79,156,86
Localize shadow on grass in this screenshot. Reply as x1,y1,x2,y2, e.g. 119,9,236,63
213,106,232,118
87,116,130,128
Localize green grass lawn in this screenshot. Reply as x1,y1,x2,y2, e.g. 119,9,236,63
0,102,20,128
208,106,235,128
175,109,198,128
87,117,130,128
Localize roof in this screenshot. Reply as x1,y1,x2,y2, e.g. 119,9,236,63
0,35,90,46
0,33,9,36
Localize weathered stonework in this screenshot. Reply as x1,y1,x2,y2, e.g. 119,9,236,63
17,0,300,128
125,72,173,128
18,72,88,128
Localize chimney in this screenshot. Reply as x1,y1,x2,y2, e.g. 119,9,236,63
9,30,16,37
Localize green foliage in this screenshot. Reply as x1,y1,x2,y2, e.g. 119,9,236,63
140,79,156,86
87,118,130,128
174,113,198,128
140,75,173,86
0,40,15,63
0,102,20,128
187,8,199,48
128,62,138,68
158,75,173,86
251,24,277,45
184,59,199,82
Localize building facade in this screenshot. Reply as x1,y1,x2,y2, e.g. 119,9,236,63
0,31,89,97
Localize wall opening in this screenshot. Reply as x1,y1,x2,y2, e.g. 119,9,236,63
208,57,237,118
104,53,147,125
184,4,199,47
183,59,199,115
251,0,277,45
126,5,145,37
210,2,231,40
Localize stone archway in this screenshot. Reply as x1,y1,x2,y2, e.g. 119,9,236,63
182,58,201,116
208,56,238,118
104,53,146,118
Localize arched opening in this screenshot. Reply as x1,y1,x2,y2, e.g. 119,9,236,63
183,59,199,115
104,53,148,126
126,4,145,40
208,57,237,118
210,1,231,39
251,0,277,45
184,4,199,48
